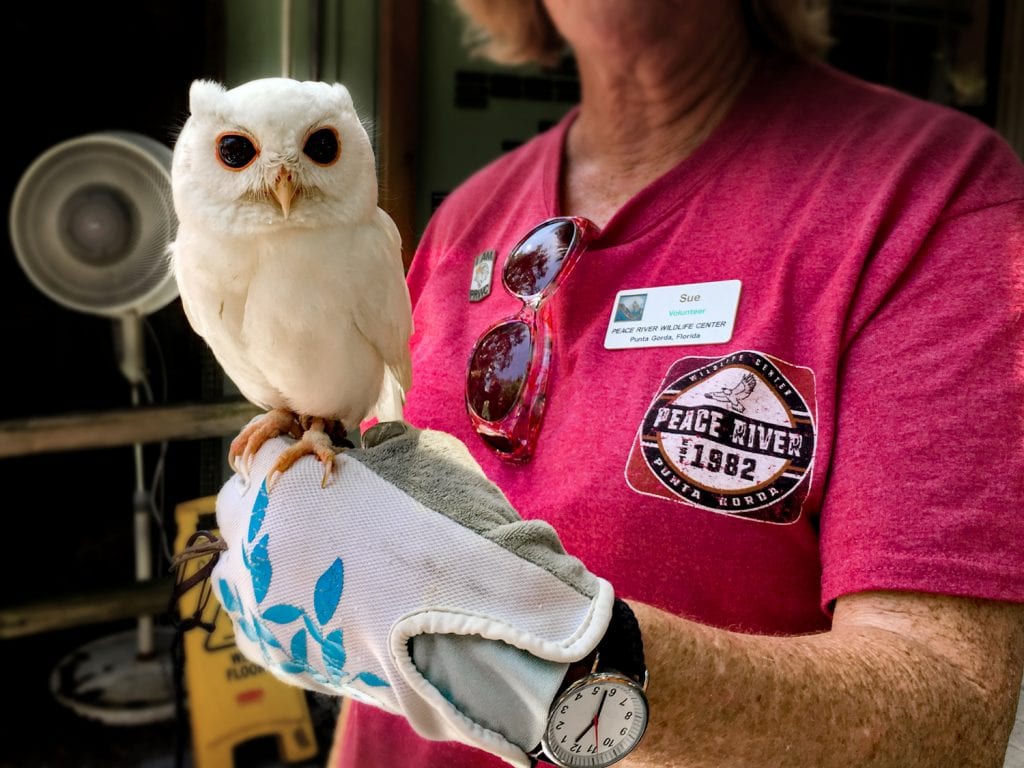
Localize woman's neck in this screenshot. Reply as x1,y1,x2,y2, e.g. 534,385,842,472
560,6,757,227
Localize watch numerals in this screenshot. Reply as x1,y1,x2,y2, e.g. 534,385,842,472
543,673,649,767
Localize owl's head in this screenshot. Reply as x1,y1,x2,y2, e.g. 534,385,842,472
171,77,378,235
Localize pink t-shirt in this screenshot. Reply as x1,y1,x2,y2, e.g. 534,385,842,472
338,55,1024,766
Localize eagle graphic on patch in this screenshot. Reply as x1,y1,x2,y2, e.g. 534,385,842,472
626,350,816,524
704,372,756,412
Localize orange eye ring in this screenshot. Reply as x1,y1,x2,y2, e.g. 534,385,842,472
215,131,260,171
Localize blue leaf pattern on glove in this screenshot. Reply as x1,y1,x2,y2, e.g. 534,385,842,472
215,479,389,693
314,559,344,625
302,611,325,645
237,616,257,643
323,629,346,677
355,671,389,687
217,578,238,613
254,617,283,649
291,629,308,664
250,533,272,603
281,660,307,675
263,604,303,624
249,481,268,543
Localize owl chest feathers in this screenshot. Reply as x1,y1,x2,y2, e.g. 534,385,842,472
174,220,390,418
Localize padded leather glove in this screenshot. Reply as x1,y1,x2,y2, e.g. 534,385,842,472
211,422,614,767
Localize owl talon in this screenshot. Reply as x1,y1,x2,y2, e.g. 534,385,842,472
266,468,282,492
241,448,257,474
257,418,344,489
232,453,251,485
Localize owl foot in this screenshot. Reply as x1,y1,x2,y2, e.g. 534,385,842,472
267,417,351,490
230,407,302,483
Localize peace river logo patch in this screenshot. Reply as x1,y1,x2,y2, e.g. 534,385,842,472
626,350,816,524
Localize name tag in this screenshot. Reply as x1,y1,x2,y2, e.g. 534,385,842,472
604,280,742,350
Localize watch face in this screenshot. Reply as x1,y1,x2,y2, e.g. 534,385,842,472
541,672,649,767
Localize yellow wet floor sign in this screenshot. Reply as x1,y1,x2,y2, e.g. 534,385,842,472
174,495,318,768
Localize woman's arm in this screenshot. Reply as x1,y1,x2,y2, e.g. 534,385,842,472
629,591,1024,767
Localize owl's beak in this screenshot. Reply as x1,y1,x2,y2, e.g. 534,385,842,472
271,168,296,219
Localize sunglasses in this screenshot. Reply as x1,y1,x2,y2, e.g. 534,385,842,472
465,216,598,462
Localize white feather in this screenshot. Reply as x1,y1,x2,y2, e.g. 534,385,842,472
168,77,413,473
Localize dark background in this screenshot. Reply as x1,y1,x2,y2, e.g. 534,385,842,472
0,3,234,766
2,1,224,603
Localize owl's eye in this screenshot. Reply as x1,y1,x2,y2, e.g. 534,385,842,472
303,128,340,165
216,133,258,170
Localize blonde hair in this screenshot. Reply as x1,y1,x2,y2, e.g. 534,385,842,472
451,0,832,67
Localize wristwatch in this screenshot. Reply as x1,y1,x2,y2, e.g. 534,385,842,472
531,599,649,767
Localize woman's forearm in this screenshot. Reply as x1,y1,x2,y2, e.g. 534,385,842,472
626,592,1024,768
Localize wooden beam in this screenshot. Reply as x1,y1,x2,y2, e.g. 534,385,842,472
377,0,422,269
0,400,262,458
0,578,176,640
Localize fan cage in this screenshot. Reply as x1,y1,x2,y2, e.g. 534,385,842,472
9,131,178,318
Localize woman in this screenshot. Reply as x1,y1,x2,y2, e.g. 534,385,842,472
214,1,1024,766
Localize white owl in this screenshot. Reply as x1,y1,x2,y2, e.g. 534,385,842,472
168,77,413,487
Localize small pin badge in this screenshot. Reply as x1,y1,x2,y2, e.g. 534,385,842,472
469,249,496,302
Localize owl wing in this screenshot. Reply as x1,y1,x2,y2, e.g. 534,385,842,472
170,231,283,412
168,242,204,338
352,208,414,413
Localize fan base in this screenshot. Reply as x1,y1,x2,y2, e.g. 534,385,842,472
49,626,177,726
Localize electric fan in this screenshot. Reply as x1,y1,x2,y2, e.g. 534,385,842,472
8,130,179,725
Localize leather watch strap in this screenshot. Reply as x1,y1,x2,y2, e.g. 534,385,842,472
529,598,647,766
596,598,646,686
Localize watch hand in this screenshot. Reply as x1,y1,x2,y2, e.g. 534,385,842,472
573,690,609,744
574,719,594,744
592,690,608,746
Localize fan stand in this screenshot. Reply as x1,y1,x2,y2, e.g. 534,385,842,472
49,312,177,726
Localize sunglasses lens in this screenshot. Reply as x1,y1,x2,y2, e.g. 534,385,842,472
480,433,517,454
467,321,533,422
503,219,578,298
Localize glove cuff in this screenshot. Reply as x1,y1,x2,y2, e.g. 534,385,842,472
389,581,615,768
